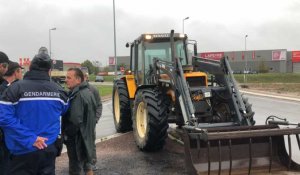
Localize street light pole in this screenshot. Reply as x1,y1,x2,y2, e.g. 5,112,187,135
182,17,189,34
113,0,117,77
49,27,56,59
244,34,248,83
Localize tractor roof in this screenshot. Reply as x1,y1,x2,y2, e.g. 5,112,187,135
135,33,187,42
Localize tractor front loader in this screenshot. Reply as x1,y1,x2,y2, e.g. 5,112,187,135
112,30,300,174
183,56,300,174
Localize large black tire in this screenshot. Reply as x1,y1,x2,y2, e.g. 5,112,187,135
132,89,169,151
112,80,132,132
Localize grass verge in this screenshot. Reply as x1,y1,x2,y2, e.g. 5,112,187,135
234,73,300,96
89,75,115,82
234,73,300,83
95,85,113,97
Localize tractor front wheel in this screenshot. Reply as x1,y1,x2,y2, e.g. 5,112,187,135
132,89,169,151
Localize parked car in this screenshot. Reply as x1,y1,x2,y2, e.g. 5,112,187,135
95,75,104,82
243,70,258,74
232,70,242,74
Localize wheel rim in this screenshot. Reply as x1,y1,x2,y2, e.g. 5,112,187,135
136,102,147,138
114,90,120,123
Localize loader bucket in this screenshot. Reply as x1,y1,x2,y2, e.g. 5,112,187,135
183,125,300,175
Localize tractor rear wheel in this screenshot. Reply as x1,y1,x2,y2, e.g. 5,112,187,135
132,89,169,151
112,80,132,132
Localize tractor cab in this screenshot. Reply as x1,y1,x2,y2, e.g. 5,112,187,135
127,33,189,85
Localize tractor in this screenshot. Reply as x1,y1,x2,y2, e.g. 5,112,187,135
112,30,300,174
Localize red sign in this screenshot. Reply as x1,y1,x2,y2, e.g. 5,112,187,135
272,50,286,61
19,58,31,66
26,58,30,65
231,52,235,60
242,52,244,60
252,51,255,60
292,51,300,63
272,51,281,60
199,52,224,60
109,57,115,65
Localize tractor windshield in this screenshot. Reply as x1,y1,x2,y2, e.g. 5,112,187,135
143,40,187,68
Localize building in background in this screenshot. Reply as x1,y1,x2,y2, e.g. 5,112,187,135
292,51,300,73
19,58,31,72
18,48,300,75
63,62,81,70
199,49,291,73
108,56,130,72
106,49,300,74
19,58,81,71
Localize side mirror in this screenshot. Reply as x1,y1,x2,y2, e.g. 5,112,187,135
125,43,130,48
187,40,198,57
194,43,197,56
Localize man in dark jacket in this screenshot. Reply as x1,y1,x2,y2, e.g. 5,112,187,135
0,61,23,175
0,52,9,78
0,52,69,175
83,72,102,123
0,61,24,93
83,72,102,171
64,68,97,175
0,51,10,175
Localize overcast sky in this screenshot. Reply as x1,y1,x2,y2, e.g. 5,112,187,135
0,0,300,65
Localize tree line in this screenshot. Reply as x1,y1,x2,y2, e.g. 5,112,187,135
81,60,127,75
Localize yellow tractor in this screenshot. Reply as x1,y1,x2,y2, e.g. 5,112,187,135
112,30,300,174
51,70,67,84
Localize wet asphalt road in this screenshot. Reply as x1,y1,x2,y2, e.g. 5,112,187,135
247,94,300,164
95,101,116,139
56,132,187,175
55,94,300,175
56,99,187,175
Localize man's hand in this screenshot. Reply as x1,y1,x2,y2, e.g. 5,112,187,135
33,136,48,149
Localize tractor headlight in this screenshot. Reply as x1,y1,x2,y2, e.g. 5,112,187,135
145,35,152,40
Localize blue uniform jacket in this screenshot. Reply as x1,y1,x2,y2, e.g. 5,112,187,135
0,70,69,155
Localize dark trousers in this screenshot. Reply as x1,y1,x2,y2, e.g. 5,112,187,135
65,137,92,175
0,140,10,175
9,144,57,175
92,127,97,165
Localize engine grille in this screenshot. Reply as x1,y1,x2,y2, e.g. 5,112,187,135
186,77,206,87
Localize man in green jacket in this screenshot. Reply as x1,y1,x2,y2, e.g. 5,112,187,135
63,68,97,175
83,72,102,171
